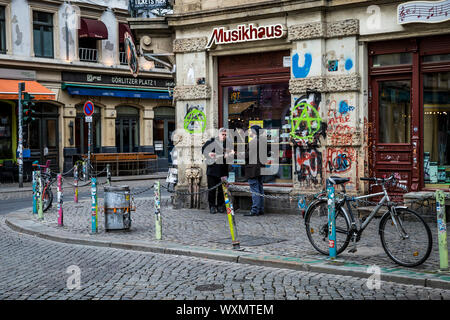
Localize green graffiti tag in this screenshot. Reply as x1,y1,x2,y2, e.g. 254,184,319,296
290,101,322,141
184,108,207,134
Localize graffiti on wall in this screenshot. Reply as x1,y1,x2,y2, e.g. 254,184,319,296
292,52,312,78
184,104,206,134
290,92,327,186
326,99,356,146
327,147,356,173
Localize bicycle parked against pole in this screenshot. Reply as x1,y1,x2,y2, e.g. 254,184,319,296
32,161,55,212
304,174,432,267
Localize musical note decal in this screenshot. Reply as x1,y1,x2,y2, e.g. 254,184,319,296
398,0,450,24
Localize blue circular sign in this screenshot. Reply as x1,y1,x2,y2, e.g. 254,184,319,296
84,101,94,116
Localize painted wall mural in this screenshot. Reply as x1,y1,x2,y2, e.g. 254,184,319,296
292,52,312,78
184,104,206,134
326,98,356,146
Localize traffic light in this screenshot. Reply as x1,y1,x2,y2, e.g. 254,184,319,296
23,92,36,123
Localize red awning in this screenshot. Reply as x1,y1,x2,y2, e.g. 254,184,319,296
0,80,56,100
79,18,108,40
119,23,133,43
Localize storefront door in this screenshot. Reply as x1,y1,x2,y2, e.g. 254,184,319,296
115,106,139,153
27,103,59,171
370,76,413,196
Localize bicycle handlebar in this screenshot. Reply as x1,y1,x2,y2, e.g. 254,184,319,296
360,174,408,191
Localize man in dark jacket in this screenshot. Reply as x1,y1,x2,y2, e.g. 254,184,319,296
202,128,235,214
244,125,266,216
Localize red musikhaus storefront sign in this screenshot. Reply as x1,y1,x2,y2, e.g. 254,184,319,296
206,24,286,49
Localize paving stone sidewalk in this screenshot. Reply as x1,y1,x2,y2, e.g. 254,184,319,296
22,192,449,276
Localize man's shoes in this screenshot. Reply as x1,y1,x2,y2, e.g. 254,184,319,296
244,211,258,216
210,206,217,214
217,205,226,213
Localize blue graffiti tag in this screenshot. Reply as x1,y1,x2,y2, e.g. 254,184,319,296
345,58,353,71
292,52,312,78
338,100,354,115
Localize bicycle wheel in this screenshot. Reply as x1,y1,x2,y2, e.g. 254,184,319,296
42,188,53,212
379,208,432,267
305,199,351,255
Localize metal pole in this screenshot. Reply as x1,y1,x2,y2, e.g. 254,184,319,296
327,179,337,259
32,171,37,214
73,165,78,203
154,181,162,240
37,170,43,220
436,190,448,271
91,177,97,233
18,82,25,188
87,121,91,179
57,173,63,227
221,177,240,250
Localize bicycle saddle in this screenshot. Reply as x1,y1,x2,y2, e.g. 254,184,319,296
328,176,350,185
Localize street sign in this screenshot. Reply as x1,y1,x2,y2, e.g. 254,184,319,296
84,100,94,116
85,116,93,123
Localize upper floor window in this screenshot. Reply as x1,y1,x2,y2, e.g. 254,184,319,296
33,11,54,58
0,7,6,54
372,53,412,67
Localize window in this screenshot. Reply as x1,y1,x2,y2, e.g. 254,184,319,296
0,6,6,54
33,11,53,58
79,38,98,62
423,72,450,185
222,83,292,183
115,106,139,153
423,54,450,63
75,105,101,154
372,53,412,67
0,104,12,159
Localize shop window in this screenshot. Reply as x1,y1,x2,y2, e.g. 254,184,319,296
423,72,450,185
423,54,450,63
222,83,292,183
33,11,53,58
0,6,6,54
0,104,12,159
372,53,412,67
378,80,411,144
75,105,101,154
116,106,139,153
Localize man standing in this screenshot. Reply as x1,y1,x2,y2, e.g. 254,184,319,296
244,125,265,216
202,128,235,214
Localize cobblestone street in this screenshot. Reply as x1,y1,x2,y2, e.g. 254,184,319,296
0,216,449,300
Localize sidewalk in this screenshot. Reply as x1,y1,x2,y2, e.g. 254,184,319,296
5,191,450,291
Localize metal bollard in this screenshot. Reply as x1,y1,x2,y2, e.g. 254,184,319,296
436,190,448,271
57,174,63,227
32,171,37,214
327,179,337,259
36,170,44,220
221,177,240,250
74,165,78,203
106,163,112,186
154,181,162,240
91,177,98,233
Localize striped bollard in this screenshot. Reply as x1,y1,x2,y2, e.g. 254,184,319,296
32,171,37,214
154,181,162,240
436,190,448,271
221,177,240,250
91,177,98,233
57,174,63,227
327,179,337,259
74,165,78,203
36,170,44,220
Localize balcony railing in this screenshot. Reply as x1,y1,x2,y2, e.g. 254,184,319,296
79,47,98,62
119,51,127,65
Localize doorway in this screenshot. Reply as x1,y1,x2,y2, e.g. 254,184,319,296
115,106,139,153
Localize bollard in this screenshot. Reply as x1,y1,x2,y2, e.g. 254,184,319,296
327,179,337,259
91,177,98,233
36,170,44,220
32,171,37,214
74,165,78,203
436,190,448,271
154,181,162,240
106,163,112,186
57,174,63,227
221,177,240,250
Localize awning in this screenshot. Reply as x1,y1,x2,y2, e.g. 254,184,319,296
0,79,56,100
79,18,108,40
64,84,171,100
119,23,133,43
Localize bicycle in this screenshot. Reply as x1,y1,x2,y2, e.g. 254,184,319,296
32,161,55,212
304,174,432,267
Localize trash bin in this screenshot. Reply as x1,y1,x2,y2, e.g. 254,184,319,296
104,186,131,231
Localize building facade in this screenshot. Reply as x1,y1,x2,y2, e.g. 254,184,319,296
167,0,450,210
0,0,174,179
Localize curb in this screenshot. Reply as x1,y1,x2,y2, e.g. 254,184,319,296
5,212,450,291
